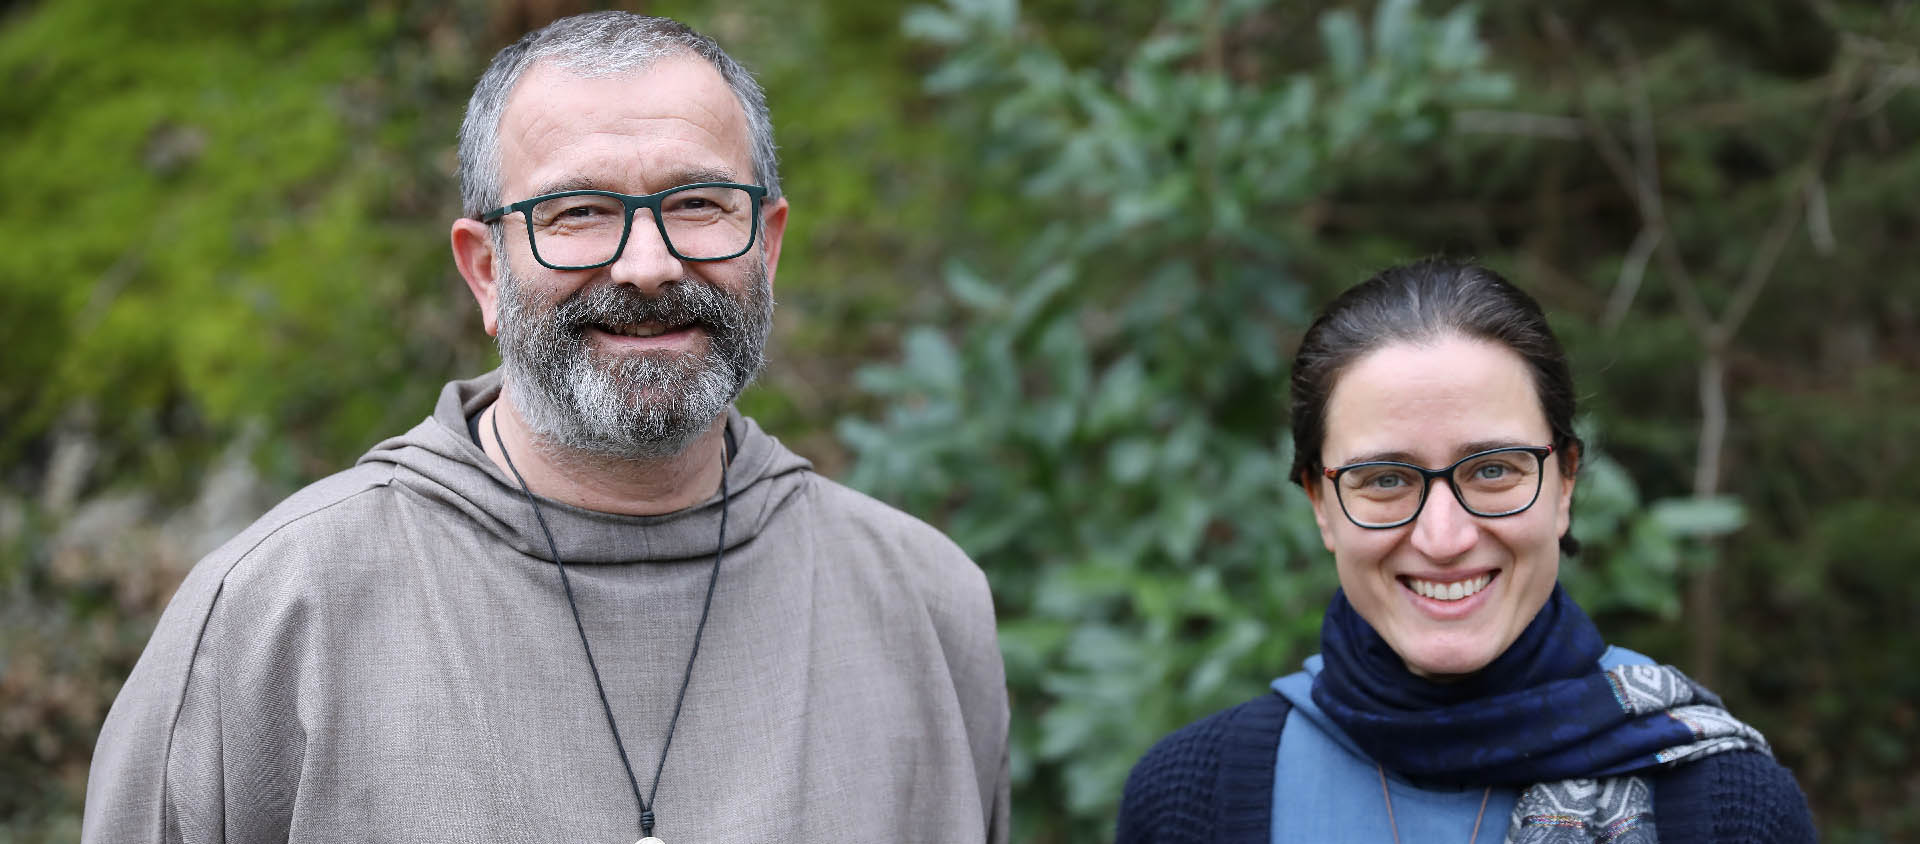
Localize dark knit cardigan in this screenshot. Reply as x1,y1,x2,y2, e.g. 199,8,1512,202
1116,692,1817,844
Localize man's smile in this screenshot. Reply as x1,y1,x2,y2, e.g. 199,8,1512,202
593,319,694,338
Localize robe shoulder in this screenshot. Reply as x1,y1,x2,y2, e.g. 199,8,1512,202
793,473,992,614
787,473,1010,841
82,461,406,842
786,472,1004,705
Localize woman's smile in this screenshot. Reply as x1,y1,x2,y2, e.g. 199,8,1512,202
1401,570,1495,603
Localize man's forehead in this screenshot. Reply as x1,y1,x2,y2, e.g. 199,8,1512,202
501,54,747,140
497,55,753,192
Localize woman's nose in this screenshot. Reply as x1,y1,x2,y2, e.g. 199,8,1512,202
1408,478,1478,560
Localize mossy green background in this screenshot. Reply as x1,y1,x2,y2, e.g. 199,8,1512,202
3,1,1914,840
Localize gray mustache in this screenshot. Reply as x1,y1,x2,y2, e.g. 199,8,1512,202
556,281,735,333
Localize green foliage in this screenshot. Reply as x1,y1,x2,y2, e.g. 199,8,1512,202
0,0,486,486
845,0,1920,838
2,0,1913,839
845,1,1682,837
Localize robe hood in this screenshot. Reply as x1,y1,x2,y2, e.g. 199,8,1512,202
356,370,814,564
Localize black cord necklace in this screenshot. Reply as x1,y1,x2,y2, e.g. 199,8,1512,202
492,409,729,844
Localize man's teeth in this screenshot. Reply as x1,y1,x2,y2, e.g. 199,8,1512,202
603,323,674,337
1407,573,1493,602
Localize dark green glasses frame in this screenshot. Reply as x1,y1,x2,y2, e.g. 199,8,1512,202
479,182,769,270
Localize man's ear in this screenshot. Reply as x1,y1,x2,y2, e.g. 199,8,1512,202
757,197,789,287
452,218,503,337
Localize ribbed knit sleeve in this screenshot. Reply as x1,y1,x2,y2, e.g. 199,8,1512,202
1651,749,1818,843
1116,693,1292,844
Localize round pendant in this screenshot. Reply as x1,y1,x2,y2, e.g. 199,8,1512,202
637,838,665,844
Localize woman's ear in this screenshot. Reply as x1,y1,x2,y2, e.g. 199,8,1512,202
1554,443,1581,537
1303,471,1338,553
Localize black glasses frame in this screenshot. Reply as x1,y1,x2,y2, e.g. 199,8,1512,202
1322,444,1556,529
479,182,769,270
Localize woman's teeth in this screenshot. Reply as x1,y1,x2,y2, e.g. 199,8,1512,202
1406,573,1493,602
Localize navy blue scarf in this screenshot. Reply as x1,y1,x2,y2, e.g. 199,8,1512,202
1311,585,1721,787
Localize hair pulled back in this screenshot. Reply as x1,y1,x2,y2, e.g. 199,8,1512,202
1289,259,1584,556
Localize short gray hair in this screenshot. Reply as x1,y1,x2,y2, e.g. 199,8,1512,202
457,12,781,220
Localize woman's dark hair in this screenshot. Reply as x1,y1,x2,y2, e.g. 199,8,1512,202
1289,258,1585,556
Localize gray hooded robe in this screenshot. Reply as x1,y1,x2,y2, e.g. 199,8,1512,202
83,373,1009,843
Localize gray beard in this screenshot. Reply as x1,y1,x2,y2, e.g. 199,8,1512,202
493,257,773,461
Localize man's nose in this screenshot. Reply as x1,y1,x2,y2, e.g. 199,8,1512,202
606,211,684,293
1409,477,1478,560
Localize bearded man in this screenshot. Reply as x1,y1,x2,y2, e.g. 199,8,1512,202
83,13,1009,844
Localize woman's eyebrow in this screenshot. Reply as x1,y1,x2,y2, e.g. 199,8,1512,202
1338,448,1420,466
1455,438,1534,457
1338,439,1535,467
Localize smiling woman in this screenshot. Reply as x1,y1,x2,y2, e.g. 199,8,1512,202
1116,259,1816,844
1311,335,1570,680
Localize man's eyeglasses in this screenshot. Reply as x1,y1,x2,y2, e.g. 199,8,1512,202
480,182,769,270
1322,445,1555,529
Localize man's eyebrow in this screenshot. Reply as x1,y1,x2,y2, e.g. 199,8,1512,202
659,167,741,187
528,176,604,197
527,168,746,200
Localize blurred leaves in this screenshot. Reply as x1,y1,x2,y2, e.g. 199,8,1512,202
843,0,1673,837
0,0,488,482
2,0,1915,840
1648,496,1747,539
845,0,1918,840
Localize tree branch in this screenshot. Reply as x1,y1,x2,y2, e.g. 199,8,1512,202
1718,61,1857,342
1604,225,1661,334
1546,14,1712,331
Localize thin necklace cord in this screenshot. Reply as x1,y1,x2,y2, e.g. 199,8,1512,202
1378,764,1401,843
493,408,729,840
1467,785,1491,843
1376,763,1492,844
648,438,728,816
